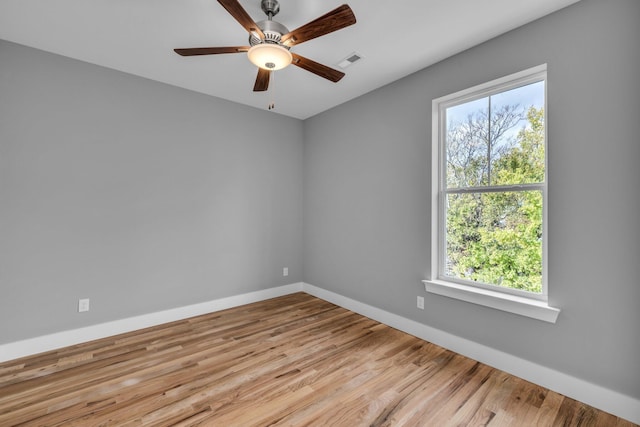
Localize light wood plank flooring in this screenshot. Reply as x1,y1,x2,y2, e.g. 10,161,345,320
0,293,635,426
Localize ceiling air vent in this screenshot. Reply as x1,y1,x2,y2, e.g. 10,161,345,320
337,52,363,69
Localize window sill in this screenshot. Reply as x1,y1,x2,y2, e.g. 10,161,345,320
422,279,560,323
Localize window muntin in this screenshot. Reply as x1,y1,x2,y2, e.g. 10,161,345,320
435,67,547,300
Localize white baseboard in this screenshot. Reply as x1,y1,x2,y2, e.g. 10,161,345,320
301,283,640,425
1,281,638,424
0,283,303,363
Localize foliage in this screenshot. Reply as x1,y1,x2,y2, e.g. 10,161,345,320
445,106,545,293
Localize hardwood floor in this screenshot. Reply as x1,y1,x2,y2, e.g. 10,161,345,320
0,293,635,426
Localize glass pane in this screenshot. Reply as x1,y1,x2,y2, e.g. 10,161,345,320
445,97,489,188
490,81,545,185
445,81,545,189
444,190,543,293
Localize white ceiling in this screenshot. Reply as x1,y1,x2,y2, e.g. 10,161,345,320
0,0,580,119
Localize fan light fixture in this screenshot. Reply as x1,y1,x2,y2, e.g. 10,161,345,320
247,44,292,70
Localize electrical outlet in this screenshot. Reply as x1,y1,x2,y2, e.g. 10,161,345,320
283,267,289,277
417,296,424,310
78,298,90,313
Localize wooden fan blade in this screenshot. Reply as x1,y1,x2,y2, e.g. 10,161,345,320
253,68,271,92
291,53,345,83
174,47,250,56
217,0,265,39
281,4,356,47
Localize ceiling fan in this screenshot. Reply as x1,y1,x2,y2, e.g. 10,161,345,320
174,0,356,92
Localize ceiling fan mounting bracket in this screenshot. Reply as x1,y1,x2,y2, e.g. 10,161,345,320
261,0,280,18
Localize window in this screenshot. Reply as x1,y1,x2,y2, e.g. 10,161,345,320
424,65,559,323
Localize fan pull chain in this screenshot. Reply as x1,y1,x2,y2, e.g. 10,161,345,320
268,71,275,110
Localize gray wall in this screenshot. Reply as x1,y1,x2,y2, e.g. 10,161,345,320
303,0,640,399
0,40,304,343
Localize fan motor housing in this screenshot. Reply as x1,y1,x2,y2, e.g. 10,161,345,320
249,20,290,47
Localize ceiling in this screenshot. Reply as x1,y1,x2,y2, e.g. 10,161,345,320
0,0,580,120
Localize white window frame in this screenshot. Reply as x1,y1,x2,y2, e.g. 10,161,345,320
423,64,560,323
